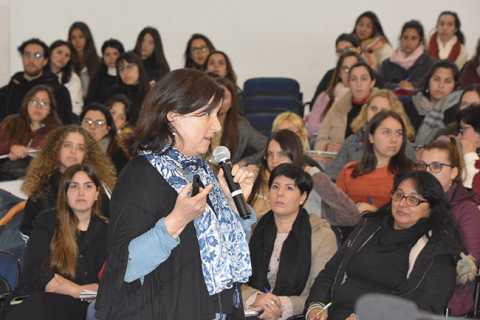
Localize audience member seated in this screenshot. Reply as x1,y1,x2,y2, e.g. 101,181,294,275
79,104,129,175
380,20,437,90
425,11,468,70
106,94,133,135
306,52,362,141
2,164,109,320
45,40,83,115
0,38,72,125
133,27,170,83
19,125,116,240
314,62,377,152
417,137,480,316
403,60,462,148
204,51,244,114
336,111,414,210
68,21,100,97
351,11,392,71
309,34,362,106
456,105,480,189
0,85,62,180
305,170,474,320
326,90,416,181
206,78,266,171
461,38,480,88
97,52,150,125
434,84,480,139
86,39,125,104
184,33,215,70
242,164,337,319
272,112,310,154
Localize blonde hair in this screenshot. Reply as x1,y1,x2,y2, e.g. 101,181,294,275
350,89,415,141
271,112,309,153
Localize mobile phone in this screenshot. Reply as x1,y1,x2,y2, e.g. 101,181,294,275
192,174,200,196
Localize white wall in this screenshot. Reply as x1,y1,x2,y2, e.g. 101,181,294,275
5,0,480,101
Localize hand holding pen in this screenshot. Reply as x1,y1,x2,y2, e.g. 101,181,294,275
308,302,332,320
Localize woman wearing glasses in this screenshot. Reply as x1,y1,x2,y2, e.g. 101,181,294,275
79,104,129,176
98,52,150,125
184,34,216,70
306,170,472,320
417,136,480,316
0,85,62,180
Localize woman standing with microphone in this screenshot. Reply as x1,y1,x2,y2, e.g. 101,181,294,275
96,69,256,319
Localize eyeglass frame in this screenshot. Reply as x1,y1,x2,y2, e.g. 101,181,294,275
83,119,107,128
415,161,454,173
118,63,137,73
458,126,474,135
263,151,288,161
23,52,45,59
191,46,208,54
28,99,50,109
391,190,429,207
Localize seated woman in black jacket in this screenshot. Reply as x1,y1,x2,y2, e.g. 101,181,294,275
306,170,474,320
380,20,437,90
133,27,170,83
79,103,129,175
97,52,150,125
3,164,109,320
86,39,125,104
19,125,116,240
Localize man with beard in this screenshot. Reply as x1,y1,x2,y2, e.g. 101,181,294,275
0,38,72,124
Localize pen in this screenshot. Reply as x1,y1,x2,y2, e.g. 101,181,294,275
367,196,374,205
26,139,33,149
317,302,332,315
328,136,332,141
264,288,270,293
405,76,412,82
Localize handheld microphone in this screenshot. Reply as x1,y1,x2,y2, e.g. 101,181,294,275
213,146,251,220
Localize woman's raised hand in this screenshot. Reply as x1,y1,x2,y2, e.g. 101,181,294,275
218,165,255,210
165,182,214,239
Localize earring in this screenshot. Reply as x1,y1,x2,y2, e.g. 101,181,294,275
172,128,176,136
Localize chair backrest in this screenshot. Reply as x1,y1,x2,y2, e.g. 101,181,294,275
244,78,301,100
330,225,343,248
245,113,279,137
243,94,301,115
0,250,22,291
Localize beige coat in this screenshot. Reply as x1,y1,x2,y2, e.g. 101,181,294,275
314,88,378,151
242,213,338,317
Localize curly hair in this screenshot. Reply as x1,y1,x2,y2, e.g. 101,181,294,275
22,125,116,206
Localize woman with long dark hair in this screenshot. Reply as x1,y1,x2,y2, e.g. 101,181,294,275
425,11,468,69
461,38,480,88
351,11,392,71
133,27,170,83
97,52,150,125
2,164,109,320
68,22,100,97
45,40,84,114
184,33,215,69
306,170,474,320
86,39,125,104
336,111,414,210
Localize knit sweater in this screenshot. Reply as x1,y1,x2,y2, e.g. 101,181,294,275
336,161,394,207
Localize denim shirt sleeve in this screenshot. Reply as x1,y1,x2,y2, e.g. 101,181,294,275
124,217,180,283
238,204,257,241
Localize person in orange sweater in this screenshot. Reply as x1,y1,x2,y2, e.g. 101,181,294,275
336,111,414,211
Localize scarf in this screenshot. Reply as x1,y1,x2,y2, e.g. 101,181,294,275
333,82,350,100
248,209,311,296
390,45,425,70
362,35,388,71
353,125,367,149
98,136,110,153
428,32,462,62
107,67,117,76
142,147,252,295
413,91,462,146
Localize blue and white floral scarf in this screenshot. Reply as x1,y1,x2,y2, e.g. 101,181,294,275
142,147,252,295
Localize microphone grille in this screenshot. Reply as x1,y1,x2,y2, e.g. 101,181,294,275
213,146,230,164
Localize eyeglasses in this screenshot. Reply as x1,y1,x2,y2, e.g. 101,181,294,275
23,52,44,59
459,126,473,135
415,161,454,173
28,99,50,109
83,119,107,128
263,151,288,161
391,190,428,207
191,46,208,54
336,47,354,55
118,63,136,73
340,67,350,73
